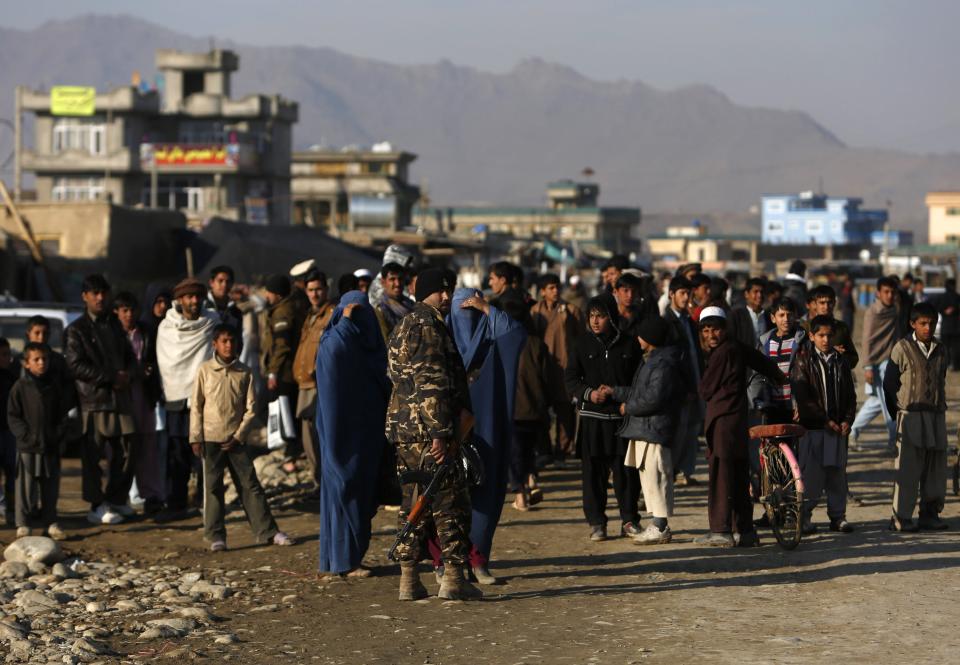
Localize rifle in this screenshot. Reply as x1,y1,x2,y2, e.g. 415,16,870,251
387,411,475,562
387,460,452,562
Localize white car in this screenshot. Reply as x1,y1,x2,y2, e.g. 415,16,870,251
0,302,85,353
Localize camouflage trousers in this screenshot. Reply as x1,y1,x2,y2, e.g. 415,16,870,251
394,441,471,565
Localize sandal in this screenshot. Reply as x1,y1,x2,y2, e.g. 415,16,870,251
529,488,544,506
345,566,372,579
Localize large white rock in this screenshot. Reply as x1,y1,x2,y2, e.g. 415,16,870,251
0,560,29,580
4,536,64,565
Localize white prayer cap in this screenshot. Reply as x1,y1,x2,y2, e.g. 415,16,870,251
699,306,727,322
354,268,373,279
289,259,316,278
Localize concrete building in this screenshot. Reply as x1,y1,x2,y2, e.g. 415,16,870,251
290,146,420,237
646,225,759,269
761,191,889,245
926,192,960,245
17,48,298,226
418,181,639,253
0,201,186,281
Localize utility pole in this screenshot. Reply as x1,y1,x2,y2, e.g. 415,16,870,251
104,86,112,202
150,160,158,209
882,199,892,275
13,86,22,202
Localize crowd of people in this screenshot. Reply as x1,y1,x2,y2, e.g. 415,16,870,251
0,250,957,602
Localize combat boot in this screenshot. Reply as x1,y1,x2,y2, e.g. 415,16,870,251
398,562,428,601
437,564,483,600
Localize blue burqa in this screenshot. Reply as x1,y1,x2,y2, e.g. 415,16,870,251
315,290,390,574
447,288,526,562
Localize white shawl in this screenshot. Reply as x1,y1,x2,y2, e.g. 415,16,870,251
157,307,219,403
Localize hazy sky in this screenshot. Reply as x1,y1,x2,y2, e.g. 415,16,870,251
7,1,959,153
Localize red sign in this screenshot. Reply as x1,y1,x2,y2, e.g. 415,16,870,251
140,143,240,167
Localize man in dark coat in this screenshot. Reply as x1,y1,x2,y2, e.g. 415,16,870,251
64,274,138,526
932,278,960,371
728,278,769,349
662,276,704,485
565,293,642,542
694,306,786,547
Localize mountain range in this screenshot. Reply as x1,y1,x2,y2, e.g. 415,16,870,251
2,14,958,239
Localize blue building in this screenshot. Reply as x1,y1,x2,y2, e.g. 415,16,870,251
761,192,888,245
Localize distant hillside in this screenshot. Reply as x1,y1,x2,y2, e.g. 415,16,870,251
2,14,958,239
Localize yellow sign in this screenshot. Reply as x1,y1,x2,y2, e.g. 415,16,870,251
50,86,96,116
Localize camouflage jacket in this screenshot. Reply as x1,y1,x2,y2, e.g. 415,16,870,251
385,302,471,443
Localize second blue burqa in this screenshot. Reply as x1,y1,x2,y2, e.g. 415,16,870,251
447,288,526,562
315,290,391,574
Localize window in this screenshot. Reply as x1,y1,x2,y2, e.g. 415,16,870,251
806,220,824,234
186,187,204,212
765,199,785,213
52,119,107,155
946,207,960,216
766,221,784,235
141,177,203,211
52,177,105,201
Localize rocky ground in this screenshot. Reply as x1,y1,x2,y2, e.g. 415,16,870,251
1,374,959,663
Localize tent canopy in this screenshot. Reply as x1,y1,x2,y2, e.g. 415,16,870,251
192,218,381,284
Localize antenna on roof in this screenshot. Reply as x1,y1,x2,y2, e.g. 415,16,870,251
818,175,824,195
209,36,215,52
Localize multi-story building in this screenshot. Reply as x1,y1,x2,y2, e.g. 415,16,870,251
761,191,888,246
417,180,639,253
17,48,298,225
925,192,960,245
290,146,420,236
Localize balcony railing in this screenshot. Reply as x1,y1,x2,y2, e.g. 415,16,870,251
21,148,137,173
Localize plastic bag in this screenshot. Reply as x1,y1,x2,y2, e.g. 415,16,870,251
267,395,296,450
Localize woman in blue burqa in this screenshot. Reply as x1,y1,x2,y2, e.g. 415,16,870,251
443,287,526,584
315,290,390,577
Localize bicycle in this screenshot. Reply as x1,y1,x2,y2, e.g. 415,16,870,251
750,423,806,550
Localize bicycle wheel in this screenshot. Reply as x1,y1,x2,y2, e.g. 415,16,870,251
760,442,804,550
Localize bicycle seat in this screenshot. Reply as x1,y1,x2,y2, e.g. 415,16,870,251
749,423,807,440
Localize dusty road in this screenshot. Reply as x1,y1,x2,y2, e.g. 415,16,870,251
4,376,960,663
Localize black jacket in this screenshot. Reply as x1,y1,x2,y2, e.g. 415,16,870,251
0,367,16,431
7,372,66,453
613,345,683,445
64,313,136,412
128,321,162,407
728,305,767,349
932,290,960,338
565,325,641,419
663,307,703,395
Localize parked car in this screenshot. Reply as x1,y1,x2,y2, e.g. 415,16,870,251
0,302,84,353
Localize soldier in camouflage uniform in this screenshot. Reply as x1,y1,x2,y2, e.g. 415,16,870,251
385,268,482,601
261,275,305,469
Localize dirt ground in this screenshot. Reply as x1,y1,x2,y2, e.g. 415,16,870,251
5,372,960,664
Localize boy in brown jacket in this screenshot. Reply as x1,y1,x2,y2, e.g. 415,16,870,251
191,324,292,551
